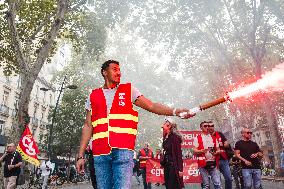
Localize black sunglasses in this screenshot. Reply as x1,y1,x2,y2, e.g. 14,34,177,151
246,132,252,134
203,124,214,127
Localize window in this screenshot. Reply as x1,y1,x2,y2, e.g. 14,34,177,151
32,126,37,136
43,91,47,104
14,94,19,110
2,91,9,106
34,103,39,117
41,108,46,120
0,120,4,135
49,94,53,105
5,76,10,84
17,76,21,89
35,85,39,100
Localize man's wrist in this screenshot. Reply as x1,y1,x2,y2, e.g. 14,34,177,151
172,108,177,116
77,156,85,161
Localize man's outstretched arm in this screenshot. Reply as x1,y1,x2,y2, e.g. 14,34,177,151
134,95,194,118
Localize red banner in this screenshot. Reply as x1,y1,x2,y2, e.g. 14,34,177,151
17,126,40,166
146,159,201,184
180,131,202,149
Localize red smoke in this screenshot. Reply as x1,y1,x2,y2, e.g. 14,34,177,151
228,63,284,100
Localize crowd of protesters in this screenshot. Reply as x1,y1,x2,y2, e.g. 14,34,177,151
130,119,270,189
192,121,264,189
0,124,279,189
1,59,282,189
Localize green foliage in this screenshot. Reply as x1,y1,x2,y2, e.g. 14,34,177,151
0,0,106,75
50,88,86,156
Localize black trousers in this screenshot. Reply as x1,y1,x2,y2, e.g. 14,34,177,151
164,164,182,189
89,154,97,189
140,168,151,189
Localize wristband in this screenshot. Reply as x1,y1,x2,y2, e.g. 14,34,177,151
77,156,84,161
172,108,177,116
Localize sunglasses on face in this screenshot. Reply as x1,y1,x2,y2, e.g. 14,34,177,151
203,125,214,128
246,132,252,134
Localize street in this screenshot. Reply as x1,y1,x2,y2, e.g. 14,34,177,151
59,176,284,189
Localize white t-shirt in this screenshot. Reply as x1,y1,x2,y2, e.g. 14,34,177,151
85,85,142,114
40,160,52,176
193,133,219,161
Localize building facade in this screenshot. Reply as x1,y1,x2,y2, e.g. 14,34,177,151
0,70,55,150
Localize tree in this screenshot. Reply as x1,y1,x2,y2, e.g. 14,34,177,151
51,88,85,158
89,0,284,173
0,0,106,142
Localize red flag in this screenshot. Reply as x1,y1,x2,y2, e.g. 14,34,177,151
146,159,201,184
16,126,40,166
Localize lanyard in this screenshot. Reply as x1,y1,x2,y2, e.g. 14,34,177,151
10,152,16,165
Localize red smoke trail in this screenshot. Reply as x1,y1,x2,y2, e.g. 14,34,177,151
228,63,284,100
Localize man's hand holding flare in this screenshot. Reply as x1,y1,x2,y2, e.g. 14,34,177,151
175,108,196,119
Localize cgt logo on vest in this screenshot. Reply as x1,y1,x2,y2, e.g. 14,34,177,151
150,167,164,177
119,93,126,106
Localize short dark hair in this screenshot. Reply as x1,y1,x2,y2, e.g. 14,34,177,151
200,121,208,128
101,60,120,76
200,121,213,127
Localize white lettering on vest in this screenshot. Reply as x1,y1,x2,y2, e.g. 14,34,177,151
150,168,164,177
119,93,125,106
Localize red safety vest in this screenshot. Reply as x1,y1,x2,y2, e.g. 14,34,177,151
139,148,153,168
214,132,228,161
196,134,217,168
90,83,138,156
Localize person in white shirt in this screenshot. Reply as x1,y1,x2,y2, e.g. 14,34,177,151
40,158,52,189
193,121,222,189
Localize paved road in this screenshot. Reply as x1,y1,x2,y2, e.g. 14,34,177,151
60,176,284,189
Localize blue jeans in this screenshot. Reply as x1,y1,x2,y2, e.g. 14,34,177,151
94,149,134,189
219,159,233,189
242,169,261,189
199,167,222,189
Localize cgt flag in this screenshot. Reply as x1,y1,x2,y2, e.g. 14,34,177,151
17,126,40,166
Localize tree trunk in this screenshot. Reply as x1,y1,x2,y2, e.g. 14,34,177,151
7,0,68,144
9,73,37,144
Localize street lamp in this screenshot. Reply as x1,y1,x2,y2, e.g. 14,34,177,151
41,76,77,158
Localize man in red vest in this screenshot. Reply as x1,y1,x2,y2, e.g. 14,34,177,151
208,121,233,189
193,121,222,189
76,60,195,189
138,142,154,189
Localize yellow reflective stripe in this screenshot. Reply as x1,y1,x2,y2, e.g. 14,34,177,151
108,114,138,122
109,127,137,135
92,114,138,127
92,118,109,127
93,131,108,140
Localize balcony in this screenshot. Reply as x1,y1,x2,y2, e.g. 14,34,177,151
0,105,10,116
